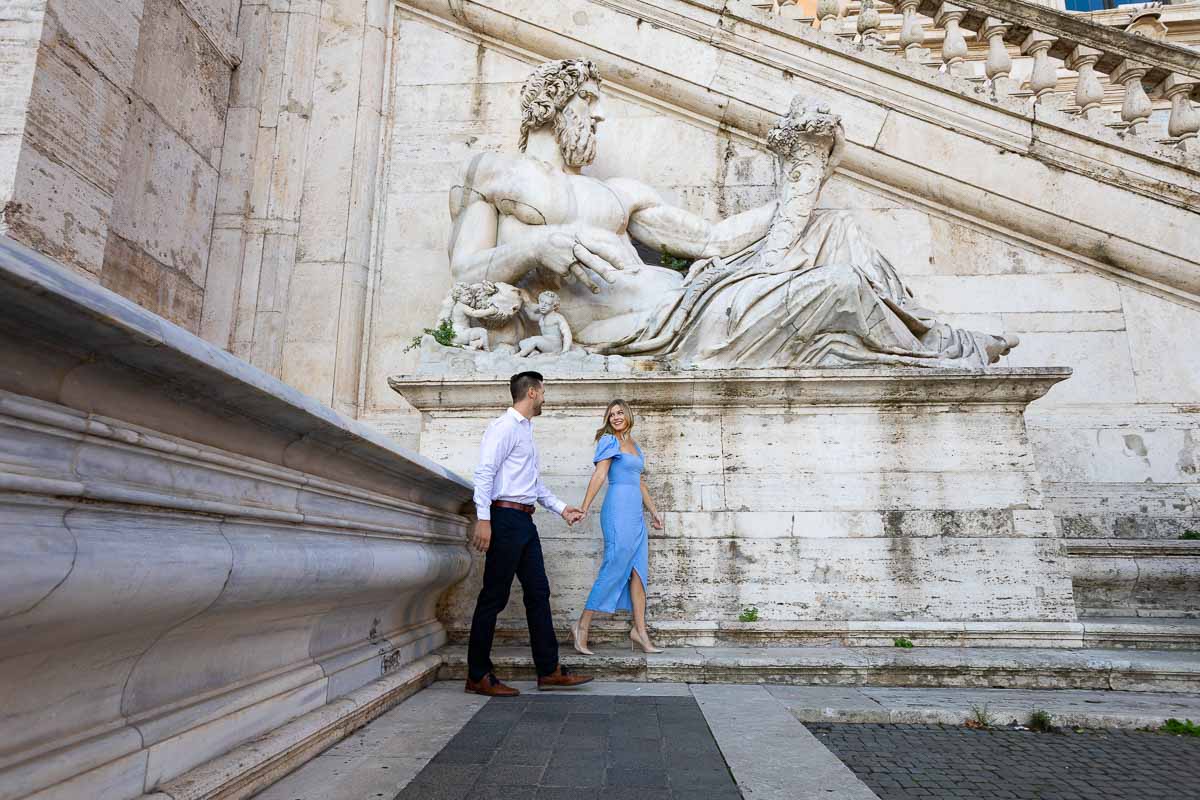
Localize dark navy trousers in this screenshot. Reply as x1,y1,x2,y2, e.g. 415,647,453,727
467,507,559,680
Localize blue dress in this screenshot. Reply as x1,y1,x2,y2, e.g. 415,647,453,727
583,434,649,613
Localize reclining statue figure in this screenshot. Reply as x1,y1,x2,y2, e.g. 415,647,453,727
443,58,1018,368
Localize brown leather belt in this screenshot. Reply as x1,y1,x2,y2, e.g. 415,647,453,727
492,500,535,515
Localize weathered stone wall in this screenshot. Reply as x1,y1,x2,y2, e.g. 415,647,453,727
394,370,1083,647
368,7,1200,619
200,0,390,417
0,0,393,407
0,0,238,333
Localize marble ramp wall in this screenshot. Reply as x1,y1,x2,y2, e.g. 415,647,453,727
0,239,473,800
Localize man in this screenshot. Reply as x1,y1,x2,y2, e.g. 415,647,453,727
465,371,594,696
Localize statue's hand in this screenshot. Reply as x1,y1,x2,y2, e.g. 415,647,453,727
538,228,641,294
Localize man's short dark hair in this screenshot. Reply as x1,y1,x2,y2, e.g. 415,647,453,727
510,371,544,402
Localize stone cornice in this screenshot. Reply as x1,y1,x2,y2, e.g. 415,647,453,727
0,391,467,541
0,237,473,513
389,367,1072,411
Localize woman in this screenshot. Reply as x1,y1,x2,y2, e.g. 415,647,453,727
571,399,665,655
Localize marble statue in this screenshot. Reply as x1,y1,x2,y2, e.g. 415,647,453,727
435,279,526,352
439,281,498,350
518,290,573,357
443,58,1019,368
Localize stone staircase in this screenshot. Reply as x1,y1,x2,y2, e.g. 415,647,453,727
435,643,1200,692
464,617,1200,650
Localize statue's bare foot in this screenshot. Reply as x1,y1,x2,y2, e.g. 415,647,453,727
984,334,1020,363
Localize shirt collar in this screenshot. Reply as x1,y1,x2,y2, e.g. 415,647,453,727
506,407,530,425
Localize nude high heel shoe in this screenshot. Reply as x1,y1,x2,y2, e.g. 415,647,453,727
629,629,664,654
571,620,594,656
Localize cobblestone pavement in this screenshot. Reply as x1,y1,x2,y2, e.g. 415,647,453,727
807,722,1200,799
395,693,742,800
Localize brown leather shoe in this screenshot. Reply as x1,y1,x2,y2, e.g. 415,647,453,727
536,664,594,691
464,673,521,697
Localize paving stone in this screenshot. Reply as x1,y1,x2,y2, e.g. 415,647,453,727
415,763,487,785
474,763,545,785
605,766,669,787
597,789,673,800
465,786,536,800
808,722,1200,800
541,761,606,788
394,782,473,800
393,694,739,799
534,789,600,800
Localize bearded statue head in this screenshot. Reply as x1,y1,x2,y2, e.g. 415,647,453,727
519,59,603,168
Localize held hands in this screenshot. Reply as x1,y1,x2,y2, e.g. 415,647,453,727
473,508,584,552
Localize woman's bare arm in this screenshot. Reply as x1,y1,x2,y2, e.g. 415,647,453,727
639,476,658,516
580,459,611,514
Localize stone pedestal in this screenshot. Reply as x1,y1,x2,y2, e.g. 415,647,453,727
390,366,1080,648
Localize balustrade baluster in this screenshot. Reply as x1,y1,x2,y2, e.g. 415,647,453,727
818,0,841,30
857,0,883,48
934,3,969,77
898,0,928,62
1065,46,1106,122
982,18,1012,100
1161,74,1200,154
1020,31,1059,105
1112,59,1153,135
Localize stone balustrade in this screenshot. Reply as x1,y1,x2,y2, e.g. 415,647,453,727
764,0,1200,153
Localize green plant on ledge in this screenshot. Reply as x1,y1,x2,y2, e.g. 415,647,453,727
1162,718,1200,736
404,318,457,353
966,704,994,729
1029,709,1053,732
737,607,759,623
1180,530,1200,540
893,637,914,648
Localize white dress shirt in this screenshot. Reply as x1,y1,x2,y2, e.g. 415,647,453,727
473,407,566,520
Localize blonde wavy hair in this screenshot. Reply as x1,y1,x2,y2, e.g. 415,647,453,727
518,59,602,153
594,399,635,443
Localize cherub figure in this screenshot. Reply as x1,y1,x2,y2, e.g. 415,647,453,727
517,290,573,357
443,281,501,350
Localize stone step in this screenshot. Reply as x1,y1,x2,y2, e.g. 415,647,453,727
452,617,1200,650
436,645,1200,693
1081,617,1200,650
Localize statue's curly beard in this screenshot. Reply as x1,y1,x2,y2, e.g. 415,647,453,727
554,105,597,168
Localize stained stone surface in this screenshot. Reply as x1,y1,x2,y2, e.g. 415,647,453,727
808,722,1200,800
392,369,1080,646
395,694,742,800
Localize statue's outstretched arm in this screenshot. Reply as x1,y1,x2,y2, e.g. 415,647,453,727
614,178,776,260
